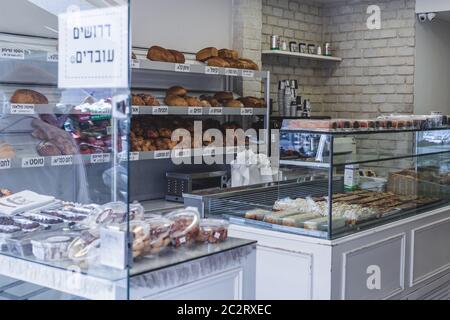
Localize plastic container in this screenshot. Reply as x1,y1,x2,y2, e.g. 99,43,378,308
167,207,200,247
67,229,100,267
90,202,144,226
196,219,229,244
5,232,36,257
145,216,173,255
31,231,78,261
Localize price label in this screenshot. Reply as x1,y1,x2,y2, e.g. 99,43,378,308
51,155,74,166
214,232,221,239
152,106,169,115
0,159,12,170
209,107,223,115
242,70,255,78
47,52,59,62
174,63,191,73
225,68,239,76
154,150,171,159
129,152,139,161
188,107,203,115
22,157,45,168
173,149,191,158
131,59,140,69
131,106,140,115
205,66,220,75
241,108,254,115
10,104,35,115
0,47,25,60
58,6,129,89
90,153,111,164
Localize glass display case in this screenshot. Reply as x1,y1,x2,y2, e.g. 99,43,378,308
199,117,450,240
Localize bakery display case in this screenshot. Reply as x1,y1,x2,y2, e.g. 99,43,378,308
188,116,450,240
0,0,259,300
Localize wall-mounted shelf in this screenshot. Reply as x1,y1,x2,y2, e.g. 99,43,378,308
131,105,267,116
262,50,342,62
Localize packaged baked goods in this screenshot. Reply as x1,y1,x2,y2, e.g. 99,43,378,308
167,207,200,247
31,232,78,261
129,221,151,259
5,232,36,257
67,229,100,266
12,217,40,232
196,47,218,62
88,201,143,227
10,89,49,104
20,211,64,226
196,219,229,244
145,215,173,255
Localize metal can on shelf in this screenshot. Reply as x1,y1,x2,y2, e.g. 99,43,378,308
325,42,332,56
270,35,280,50
289,41,298,52
308,44,316,55
299,43,307,54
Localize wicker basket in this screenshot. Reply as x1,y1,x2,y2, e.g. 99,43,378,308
387,170,449,198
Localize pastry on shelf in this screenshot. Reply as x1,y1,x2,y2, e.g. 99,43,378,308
168,49,185,64
224,99,244,108
10,89,49,104
218,49,239,60
138,93,160,106
206,57,230,68
147,45,176,63
0,143,16,159
167,207,200,247
164,95,188,107
238,96,265,108
132,94,145,106
214,91,234,103
185,96,202,107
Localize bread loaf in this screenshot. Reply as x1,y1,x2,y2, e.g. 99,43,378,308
168,49,185,64
147,46,176,63
10,89,49,104
214,91,234,102
238,96,265,108
238,58,259,70
196,47,218,62
165,95,188,107
222,58,241,69
218,49,239,60
206,57,230,68
224,100,244,108
166,86,187,97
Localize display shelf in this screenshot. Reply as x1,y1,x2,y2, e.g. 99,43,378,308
0,238,254,300
132,59,269,79
262,50,342,62
134,146,241,161
280,126,450,135
131,105,267,116
2,103,112,116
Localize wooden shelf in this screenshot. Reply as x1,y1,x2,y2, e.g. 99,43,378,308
262,50,342,62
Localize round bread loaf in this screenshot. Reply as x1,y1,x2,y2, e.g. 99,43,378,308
166,86,187,97
238,96,265,108
218,49,239,60
164,95,188,107
214,91,234,102
238,58,259,70
224,99,244,108
10,89,49,104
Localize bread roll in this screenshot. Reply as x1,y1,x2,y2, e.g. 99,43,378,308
158,128,173,139
214,91,234,102
224,100,244,108
10,89,49,104
199,96,220,108
165,95,188,107
166,86,187,97
139,94,160,106
132,94,145,106
218,49,239,60
206,57,230,68
147,46,176,63
185,96,201,107
168,49,185,64
196,47,218,62
200,100,211,107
